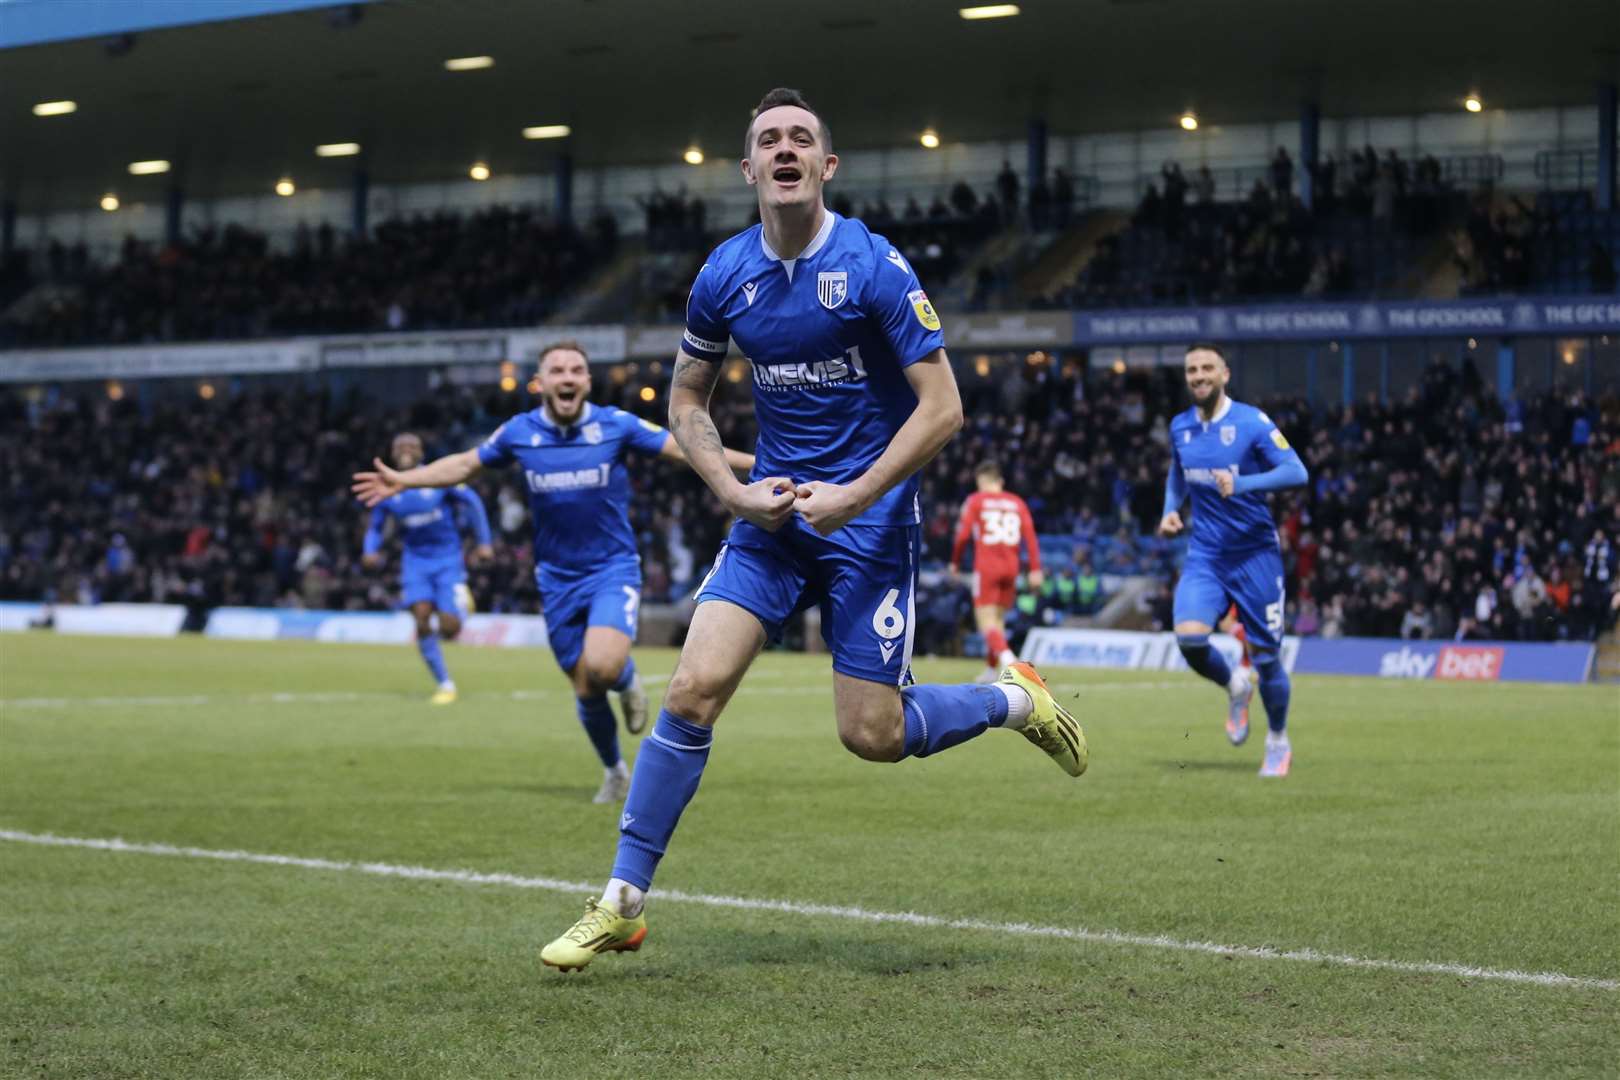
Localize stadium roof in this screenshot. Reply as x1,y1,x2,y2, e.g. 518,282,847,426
3,0,1618,211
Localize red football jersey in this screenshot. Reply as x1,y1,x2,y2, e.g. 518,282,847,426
951,491,1040,577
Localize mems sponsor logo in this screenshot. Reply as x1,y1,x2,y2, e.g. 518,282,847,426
524,464,611,493
402,509,444,529
752,346,868,390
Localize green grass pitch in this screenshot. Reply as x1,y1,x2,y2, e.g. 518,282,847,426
2,633,1616,1078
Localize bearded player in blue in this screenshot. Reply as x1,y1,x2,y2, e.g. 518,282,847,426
539,88,1088,972
353,342,753,804
1157,343,1308,778
361,432,493,705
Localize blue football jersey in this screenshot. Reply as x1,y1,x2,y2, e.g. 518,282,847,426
476,402,669,582
682,211,946,526
364,486,490,565
1167,398,1302,556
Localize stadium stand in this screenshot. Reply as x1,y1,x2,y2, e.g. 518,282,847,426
0,205,612,347
1039,149,1466,308
5,359,1616,648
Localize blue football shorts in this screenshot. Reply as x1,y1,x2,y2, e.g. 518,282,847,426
538,564,643,674
696,517,919,686
400,556,467,615
1172,544,1288,652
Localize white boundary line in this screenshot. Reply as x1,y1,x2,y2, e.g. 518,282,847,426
0,680,1182,710
2,828,1612,992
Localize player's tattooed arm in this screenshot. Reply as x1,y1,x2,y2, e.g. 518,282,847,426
669,352,729,469
669,349,794,530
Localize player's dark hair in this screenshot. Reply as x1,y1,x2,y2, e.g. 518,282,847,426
1185,341,1227,362
975,461,1002,481
745,87,831,156
538,339,589,368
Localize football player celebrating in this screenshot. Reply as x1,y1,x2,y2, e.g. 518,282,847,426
1158,343,1307,777
538,88,1087,973
354,342,753,803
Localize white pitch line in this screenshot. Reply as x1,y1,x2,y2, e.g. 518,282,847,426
2,828,1611,992
0,678,1183,710
0,682,668,711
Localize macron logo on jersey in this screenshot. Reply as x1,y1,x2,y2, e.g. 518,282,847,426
524,464,612,493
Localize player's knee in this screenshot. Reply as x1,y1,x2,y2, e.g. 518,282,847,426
1176,632,1211,661
413,616,434,639
836,707,905,763
437,614,461,640
1253,651,1285,679
580,654,622,694
664,667,723,725
838,723,904,763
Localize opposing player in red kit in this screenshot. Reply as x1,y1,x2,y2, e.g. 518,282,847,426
950,462,1042,682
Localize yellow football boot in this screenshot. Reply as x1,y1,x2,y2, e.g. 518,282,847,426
540,897,648,973
1000,661,1088,777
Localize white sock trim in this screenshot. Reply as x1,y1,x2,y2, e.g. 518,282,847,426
602,877,645,917
992,682,1033,729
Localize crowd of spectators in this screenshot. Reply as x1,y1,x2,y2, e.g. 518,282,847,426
1454,191,1618,296
0,374,749,622
2,357,1617,648
1049,148,1459,309
1,205,611,348
637,188,708,253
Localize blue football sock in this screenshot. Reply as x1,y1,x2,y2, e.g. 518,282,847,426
575,695,621,768
611,709,713,890
1176,633,1232,689
898,683,1008,759
417,635,451,685
610,655,638,693
1254,652,1291,735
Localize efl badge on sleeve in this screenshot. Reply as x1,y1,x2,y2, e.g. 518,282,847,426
1270,429,1291,450
817,271,848,310
1220,424,1237,446
908,289,942,331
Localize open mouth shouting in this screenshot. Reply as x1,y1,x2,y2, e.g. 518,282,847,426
771,161,804,193
550,386,585,416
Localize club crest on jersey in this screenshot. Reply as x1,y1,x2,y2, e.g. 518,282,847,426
817,271,848,310
530,433,541,446
1220,424,1236,446
583,422,603,445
